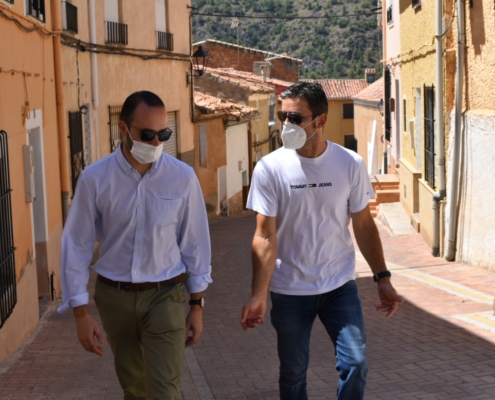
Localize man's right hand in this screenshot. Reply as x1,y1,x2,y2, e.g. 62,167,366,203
73,306,104,356
240,296,266,332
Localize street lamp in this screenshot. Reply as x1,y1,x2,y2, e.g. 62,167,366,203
186,45,210,86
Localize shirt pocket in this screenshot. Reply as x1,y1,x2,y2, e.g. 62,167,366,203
152,197,183,228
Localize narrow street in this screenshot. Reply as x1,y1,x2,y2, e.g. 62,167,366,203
1,211,495,399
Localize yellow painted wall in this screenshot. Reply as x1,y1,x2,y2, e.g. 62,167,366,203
249,93,272,163
323,100,354,146
399,0,437,169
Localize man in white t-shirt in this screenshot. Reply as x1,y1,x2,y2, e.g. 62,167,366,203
240,82,403,400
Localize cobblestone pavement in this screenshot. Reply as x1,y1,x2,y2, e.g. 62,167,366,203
1,211,495,399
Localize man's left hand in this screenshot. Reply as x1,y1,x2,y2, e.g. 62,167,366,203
375,278,404,318
185,307,203,347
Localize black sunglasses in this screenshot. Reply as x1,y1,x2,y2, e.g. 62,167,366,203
277,111,314,125
129,125,173,142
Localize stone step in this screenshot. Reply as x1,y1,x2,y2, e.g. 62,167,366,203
375,189,400,203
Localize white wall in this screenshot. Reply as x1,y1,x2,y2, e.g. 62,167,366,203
225,123,248,200
445,110,495,270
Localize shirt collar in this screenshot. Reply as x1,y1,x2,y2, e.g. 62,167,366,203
116,142,162,175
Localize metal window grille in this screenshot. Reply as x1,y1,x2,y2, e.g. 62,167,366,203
343,104,354,119
156,31,173,51
105,21,128,45
384,67,392,141
0,131,17,329
199,124,207,168
386,6,393,23
424,85,435,189
412,0,421,8
109,105,122,152
68,111,85,194
62,1,78,33
27,0,45,22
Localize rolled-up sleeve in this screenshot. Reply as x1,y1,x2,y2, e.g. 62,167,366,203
57,176,97,313
179,174,212,294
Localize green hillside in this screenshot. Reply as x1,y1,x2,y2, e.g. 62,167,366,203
191,0,383,80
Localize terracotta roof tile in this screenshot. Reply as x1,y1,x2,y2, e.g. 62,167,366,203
205,68,275,93
353,77,384,103
303,79,369,100
193,39,302,63
194,91,259,121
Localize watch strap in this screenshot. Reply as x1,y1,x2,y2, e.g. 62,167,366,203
373,270,391,282
189,298,204,308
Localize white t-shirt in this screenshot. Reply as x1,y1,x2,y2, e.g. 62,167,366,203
247,141,374,295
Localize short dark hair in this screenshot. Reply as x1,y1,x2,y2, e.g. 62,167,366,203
281,82,328,116
120,91,165,126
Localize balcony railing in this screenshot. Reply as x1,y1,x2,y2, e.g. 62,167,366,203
105,21,128,45
156,31,173,51
27,0,45,22
62,1,78,33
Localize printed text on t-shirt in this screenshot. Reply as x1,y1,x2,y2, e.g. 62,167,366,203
290,182,332,190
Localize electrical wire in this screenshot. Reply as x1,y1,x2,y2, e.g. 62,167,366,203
0,6,59,38
191,11,381,20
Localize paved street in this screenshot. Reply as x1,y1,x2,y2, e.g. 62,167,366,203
2,211,495,399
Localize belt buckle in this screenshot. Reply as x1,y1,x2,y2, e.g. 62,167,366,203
124,283,131,292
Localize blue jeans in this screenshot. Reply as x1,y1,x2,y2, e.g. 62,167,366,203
270,280,368,400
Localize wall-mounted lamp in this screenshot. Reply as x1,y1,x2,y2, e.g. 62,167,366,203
186,45,210,86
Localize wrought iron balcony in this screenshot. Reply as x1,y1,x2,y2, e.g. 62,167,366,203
105,21,128,45
156,31,173,51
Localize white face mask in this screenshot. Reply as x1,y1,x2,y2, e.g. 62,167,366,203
125,126,163,164
281,116,319,150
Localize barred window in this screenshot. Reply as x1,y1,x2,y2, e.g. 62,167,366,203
424,85,435,189
0,130,17,329
109,105,122,152
343,104,354,119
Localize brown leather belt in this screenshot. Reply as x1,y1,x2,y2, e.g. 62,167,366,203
97,273,188,292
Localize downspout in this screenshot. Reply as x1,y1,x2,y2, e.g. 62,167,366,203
445,0,465,261
88,0,101,159
52,0,70,222
432,0,447,256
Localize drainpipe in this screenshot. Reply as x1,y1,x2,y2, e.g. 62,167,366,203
52,0,70,222
445,0,465,261
88,0,101,159
432,0,447,256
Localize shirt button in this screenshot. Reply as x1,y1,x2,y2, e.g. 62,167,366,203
133,271,137,275
136,249,140,253
137,226,142,231
139,204,143,209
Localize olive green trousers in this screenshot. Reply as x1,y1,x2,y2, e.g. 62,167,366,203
94,279,186,400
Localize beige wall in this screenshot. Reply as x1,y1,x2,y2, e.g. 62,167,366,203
0,1,63,362
323,100,354,146
193,117,227,215
353,103,384,170
399,158,421,219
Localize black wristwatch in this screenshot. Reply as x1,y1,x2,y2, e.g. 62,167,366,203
373,270,391,282
189,298,204,308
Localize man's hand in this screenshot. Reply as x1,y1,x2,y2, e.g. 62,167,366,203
375,278,404,318
186,307,203,347
73,306,104,356
241,296,266,332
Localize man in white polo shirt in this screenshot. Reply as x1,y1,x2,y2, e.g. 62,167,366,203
241,82,403,400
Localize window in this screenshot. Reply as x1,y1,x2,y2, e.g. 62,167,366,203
4,0,14,4
343,104,354,119
344,135,357,152
412,0,421,9
108,105,122,152
68,111,85,194
0,130,17,329
62,1,78,33
386,1,393,24
164,112,178,158
199,123,207,168
156,0,173,51
424,85,435,188
105,0,127,44
26,0,45,22
384,67,391,141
